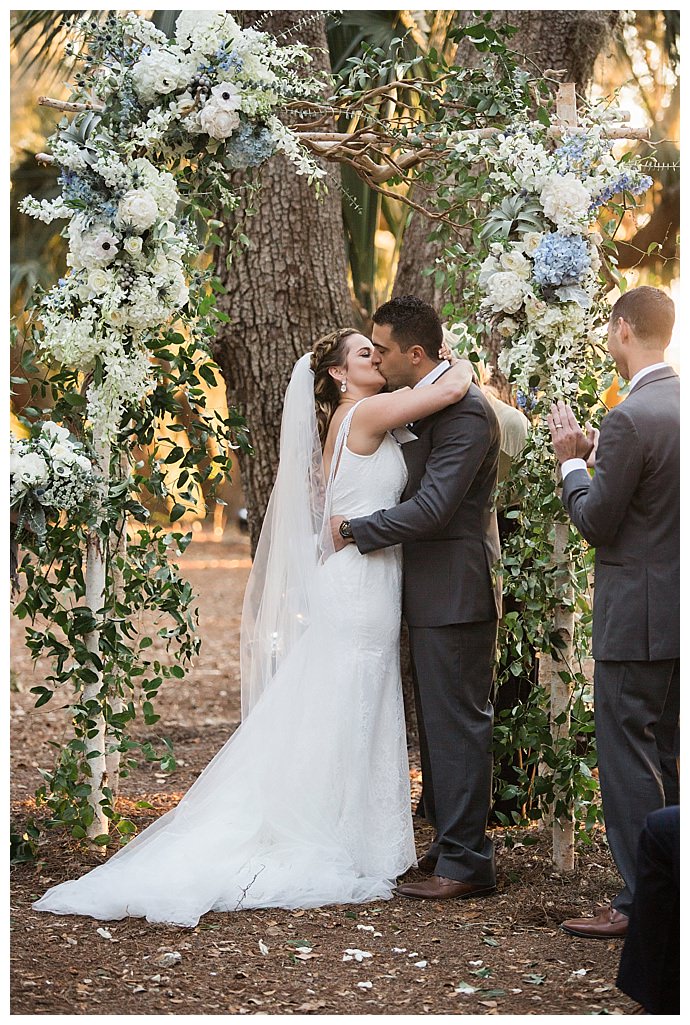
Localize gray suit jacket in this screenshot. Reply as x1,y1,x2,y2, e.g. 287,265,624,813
350,382,502,628
562,366,679,661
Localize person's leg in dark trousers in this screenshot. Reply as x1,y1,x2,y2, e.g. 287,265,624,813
616,805,680,1014
410,649,436,828
408,620,497,886
594,658,679,917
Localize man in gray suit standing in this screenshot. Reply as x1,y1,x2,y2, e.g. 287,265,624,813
332,295,502,901
547,285,679,939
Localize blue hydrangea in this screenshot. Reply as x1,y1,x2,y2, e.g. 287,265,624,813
533,232,591,287
555,134,607,177
223,122,277,170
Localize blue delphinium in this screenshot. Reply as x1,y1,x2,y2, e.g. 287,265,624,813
533,232,591,287
590,172,653,212
223,122,277,169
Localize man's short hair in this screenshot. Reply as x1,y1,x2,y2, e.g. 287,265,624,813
610,286,675,347
372,295,443,360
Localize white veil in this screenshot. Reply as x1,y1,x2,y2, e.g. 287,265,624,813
239,352,335,718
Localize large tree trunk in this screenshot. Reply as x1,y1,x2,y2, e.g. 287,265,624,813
393,10,622,303
212,11,353,555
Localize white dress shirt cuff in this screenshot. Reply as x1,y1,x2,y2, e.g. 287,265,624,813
561,458,587,480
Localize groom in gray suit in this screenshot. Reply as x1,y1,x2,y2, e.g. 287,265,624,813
332,295,502,900
547,285,679,939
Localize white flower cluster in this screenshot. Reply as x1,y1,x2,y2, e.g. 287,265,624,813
19,10,323,450
86,340,153,442
10,423,99,524
267,115,326,181
18,196,72,224
458,119,652,399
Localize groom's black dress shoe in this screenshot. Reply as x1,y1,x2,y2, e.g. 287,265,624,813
394,875,496,901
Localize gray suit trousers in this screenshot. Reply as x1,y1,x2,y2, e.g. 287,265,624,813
594,658,679,916
408,619,497,887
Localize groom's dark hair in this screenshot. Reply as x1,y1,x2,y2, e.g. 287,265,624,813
372,295,443,361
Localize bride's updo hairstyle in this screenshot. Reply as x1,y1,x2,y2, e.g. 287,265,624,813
310,327,359,446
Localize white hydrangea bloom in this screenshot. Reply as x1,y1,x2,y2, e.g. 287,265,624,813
130,159,181,221
40,307,105,367
175,10,241,55
11,452,50,486
540,172,591,233
116,189,159,231
131,48,191,105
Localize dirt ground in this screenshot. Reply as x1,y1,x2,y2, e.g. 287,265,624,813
10,529,639,1016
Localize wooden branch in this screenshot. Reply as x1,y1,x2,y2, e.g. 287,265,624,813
36,152,56,165
38,96,101,113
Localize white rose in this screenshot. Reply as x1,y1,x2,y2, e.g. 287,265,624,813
497,317,519,339
107,308,127,328
13,452,49,486
131,49,189,105
525,296,547,322
199,99,240,140
522,232,543,256
500,250,531,280
124,236,143,256
540,173,591,232
87,268,112,293
486,271,526,314
117,189,159,232
211,81,242,110
149,253,169,276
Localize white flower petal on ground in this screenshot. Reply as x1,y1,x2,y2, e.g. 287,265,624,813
343,949,372,962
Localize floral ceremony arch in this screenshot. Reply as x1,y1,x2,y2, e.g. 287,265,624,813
11,10,655,867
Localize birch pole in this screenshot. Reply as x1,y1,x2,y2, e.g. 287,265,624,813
104,452,127,798
83,431,110,839
540,83,578,872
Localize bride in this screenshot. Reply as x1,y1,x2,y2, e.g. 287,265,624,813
32,328,472,926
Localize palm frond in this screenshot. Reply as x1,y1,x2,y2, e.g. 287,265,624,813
10,10,93,82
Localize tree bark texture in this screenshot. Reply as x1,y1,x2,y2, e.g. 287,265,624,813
212,11,353,555
392,10,622,304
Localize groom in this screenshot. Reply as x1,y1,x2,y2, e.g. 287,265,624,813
332,295,502,900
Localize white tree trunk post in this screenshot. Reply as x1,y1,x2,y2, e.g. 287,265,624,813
539,82,578,872
104,452,127,797
83,431,110,839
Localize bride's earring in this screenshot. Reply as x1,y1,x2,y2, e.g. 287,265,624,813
340,379,347,393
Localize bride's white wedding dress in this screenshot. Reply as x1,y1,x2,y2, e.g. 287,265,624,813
33,395,416,926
